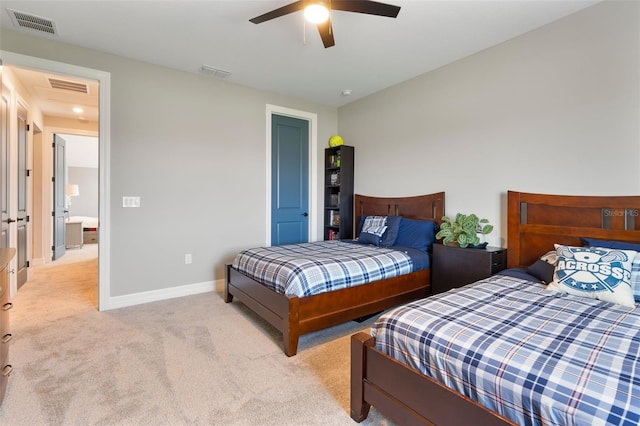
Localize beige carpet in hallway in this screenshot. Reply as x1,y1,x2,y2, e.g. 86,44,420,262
0,245,394,425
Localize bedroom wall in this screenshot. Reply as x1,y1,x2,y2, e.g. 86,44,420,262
1,29,338,300
337,0,639,248
67,167,98,217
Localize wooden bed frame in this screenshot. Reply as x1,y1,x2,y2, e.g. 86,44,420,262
225,192,445,356
351,190,640,425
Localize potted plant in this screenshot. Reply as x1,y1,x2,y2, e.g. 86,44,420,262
435,213,493,248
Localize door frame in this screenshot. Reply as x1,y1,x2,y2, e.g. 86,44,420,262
265,104,318,246
1,50,111,311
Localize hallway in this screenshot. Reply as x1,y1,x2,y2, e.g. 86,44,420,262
16,244,98,321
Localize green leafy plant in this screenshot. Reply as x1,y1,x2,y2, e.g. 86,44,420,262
435,213,494,248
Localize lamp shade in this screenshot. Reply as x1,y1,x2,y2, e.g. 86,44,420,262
66,184,80,197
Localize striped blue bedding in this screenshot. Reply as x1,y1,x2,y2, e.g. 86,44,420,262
372,274,640,426
231,240,419,297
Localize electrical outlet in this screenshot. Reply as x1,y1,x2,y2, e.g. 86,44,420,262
185,253,192,264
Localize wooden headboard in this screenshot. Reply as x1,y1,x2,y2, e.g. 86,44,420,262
354,192,445,236
507,191,640,268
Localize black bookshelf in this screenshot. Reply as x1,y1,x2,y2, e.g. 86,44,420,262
324,145,354,240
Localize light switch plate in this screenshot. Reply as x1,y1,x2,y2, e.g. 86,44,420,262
123,196,141,208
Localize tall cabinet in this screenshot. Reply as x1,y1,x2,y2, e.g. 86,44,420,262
324,145,354,240
0,248,15,406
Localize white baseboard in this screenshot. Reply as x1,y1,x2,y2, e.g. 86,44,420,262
102,278,225,310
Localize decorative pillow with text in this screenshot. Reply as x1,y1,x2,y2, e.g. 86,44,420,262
581,238,640,303
546,245,636,307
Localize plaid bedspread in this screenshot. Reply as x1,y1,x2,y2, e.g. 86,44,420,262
372,274,640,426
231,240,413,297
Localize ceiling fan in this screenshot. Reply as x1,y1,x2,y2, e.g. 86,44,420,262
249,0,401,48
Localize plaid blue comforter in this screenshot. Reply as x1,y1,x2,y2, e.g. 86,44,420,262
231,240,414,297
372,274,640,426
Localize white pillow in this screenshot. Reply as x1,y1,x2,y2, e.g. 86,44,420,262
546,244,636,307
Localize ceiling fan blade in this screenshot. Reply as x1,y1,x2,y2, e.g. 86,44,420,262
249,1,305,24
330,0,400,18
317,18,335,48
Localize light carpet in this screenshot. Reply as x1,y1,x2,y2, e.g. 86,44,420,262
0,245,394,425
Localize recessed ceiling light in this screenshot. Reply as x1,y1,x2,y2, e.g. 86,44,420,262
72,107,84,113
341,89,352,96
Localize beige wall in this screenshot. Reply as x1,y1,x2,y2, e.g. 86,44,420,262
67,166,98,217
1,29,338,303
338,0,640,248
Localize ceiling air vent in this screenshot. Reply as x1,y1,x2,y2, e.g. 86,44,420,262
199,65,231,79
48,78,89,94
7,9,58,35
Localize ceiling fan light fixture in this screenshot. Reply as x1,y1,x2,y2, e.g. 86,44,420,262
304,3,329,24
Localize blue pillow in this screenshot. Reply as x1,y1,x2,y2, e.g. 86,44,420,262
358,232,382,246
581,237,640,251
357,215,366,235
357,215,401,247
526,260,555,284
380,215,401,247
526,250,558,284
358,216,387,246
393,218,437,253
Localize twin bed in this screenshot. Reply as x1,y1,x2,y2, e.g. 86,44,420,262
351,191,640,425
225,192,445,356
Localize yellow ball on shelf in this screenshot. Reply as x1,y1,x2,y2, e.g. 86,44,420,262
328,135,344,147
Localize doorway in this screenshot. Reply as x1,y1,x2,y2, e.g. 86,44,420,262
1,50,111,310
270,114,309,246
265,104,318,246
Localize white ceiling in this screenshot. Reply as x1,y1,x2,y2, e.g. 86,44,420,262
1,0,602,112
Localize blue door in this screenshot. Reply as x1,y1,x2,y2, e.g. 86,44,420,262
271,114,309,246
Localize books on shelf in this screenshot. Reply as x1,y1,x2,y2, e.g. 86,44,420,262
329,210,340,227
328,151,342,168
330,171,340,186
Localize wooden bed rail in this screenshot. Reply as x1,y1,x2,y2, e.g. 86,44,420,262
351,333,515,426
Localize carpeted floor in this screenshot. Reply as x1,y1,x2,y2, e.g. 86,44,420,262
0,245,395,425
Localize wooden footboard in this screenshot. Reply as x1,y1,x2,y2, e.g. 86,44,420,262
226,264,429,356
225,264,299,355
350,332,515,426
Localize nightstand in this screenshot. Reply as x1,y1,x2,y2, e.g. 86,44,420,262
431,243,507,294
65,220,83,249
